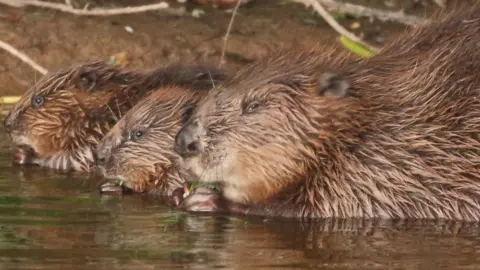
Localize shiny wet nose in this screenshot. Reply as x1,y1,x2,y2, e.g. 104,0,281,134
174,121,202,158
93,148,107,167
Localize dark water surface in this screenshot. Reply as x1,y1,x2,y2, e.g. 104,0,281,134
0,129,480,270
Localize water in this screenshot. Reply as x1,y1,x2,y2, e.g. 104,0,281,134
0,129,480,270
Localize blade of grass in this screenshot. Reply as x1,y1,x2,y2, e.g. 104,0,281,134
339,35,375,58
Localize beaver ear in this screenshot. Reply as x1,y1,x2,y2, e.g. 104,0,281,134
75,70,98,91
181,103,196,125
316,72,349,98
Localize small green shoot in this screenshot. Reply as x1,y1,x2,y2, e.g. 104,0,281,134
330,12,346,20
339,36,375,58
188,182,221,193
111,178,125,187
107,55,117,66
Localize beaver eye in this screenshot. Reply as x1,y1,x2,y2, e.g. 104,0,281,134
243,101,263,114
78,72,97,91
31,95,45,108
129,130,144,141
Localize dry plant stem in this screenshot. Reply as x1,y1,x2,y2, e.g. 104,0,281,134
432,0,446,8
307,0,379,52
0,40,48,75
0,0,179,16
219,0,243,67
290,0,429,26
0,0,25,7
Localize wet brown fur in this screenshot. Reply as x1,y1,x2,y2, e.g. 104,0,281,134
96,86,206,195
4,61,227,172
176,6,480,221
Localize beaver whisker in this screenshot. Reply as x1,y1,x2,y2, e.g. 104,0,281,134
114,93,122,119
193,156,209,184
214,157,220,187
105,104,119,122
207,71,216,89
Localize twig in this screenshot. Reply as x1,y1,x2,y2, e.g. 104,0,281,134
289,0,429,26
0,0,183,16
432,0,446,8
0,40,48,75
307,0,379,52
0,0,25,7
219,0,243,67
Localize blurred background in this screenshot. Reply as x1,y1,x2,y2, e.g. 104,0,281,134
0,0,465,97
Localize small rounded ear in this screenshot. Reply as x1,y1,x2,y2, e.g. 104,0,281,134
316,72,349,98
181,103,196,125
195,72,207,80
75,70,98,91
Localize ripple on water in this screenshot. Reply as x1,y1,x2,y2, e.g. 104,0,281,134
0,131,480,269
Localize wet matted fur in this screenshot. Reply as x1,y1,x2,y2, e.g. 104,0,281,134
96,86,207,196
173,7,480,221
4,61,227,172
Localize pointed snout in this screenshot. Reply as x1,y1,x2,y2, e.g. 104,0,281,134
174,118,203,158
94,143,111,168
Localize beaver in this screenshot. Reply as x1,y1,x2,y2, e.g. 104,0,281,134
95,85,208,196
172,7,480,221
4,61,227,172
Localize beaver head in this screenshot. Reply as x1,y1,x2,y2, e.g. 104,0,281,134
173,48,355,205
3,61,143,171
95,86,205,194
174,8,480,221
4,61,226,172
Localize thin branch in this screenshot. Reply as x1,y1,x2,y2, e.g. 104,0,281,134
219,0,243,67
290,0,429,26
0,0,184,16
432,0,446,8
0,40,48,75
0,0,25,7
307,0,380,52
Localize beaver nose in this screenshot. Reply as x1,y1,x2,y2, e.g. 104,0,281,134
95,154,108,168
93,152,104,166
93,148,107,167
174,120,202,158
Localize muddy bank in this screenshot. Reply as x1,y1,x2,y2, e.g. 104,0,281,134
0,0,445,96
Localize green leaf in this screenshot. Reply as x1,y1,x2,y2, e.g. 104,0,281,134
339,36,374,58
330,12,346,20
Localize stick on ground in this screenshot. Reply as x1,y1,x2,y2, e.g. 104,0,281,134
0,0,185,16
290,0,429,26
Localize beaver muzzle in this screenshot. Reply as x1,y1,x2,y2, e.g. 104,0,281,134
12,145,38,165
174,119,203,158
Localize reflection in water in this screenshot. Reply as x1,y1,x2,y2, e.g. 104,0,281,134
0,130,479,269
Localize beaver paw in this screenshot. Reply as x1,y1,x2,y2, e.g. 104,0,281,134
175,187,223,213
99,181,133,196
